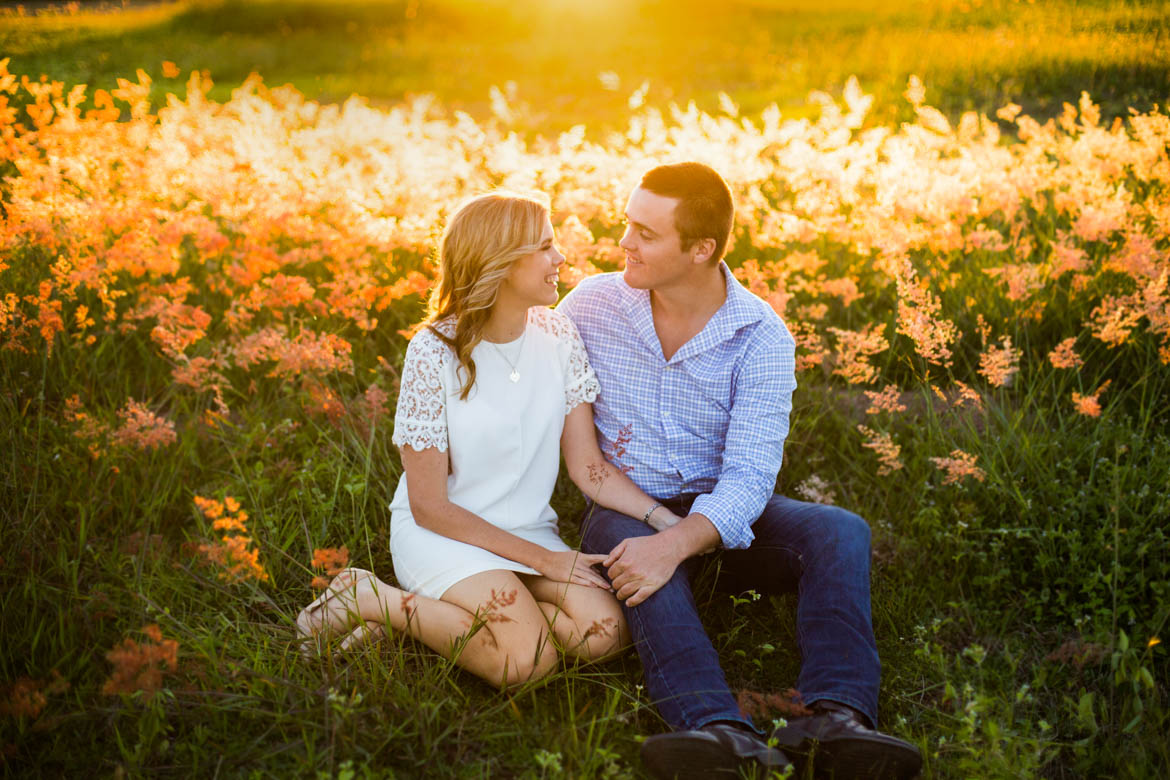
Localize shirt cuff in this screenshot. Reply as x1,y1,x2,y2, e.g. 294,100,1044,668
690,493,755,550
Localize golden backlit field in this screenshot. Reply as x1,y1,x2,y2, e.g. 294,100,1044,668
2,1,1168,777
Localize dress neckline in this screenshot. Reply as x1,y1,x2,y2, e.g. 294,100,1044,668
481,309,531,346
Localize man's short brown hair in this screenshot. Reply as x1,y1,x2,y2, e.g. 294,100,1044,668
640,162,734,261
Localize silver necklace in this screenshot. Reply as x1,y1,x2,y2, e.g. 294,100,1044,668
488,329,526,383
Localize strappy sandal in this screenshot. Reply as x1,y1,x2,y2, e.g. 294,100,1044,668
337,620,388,652
296,567,376,656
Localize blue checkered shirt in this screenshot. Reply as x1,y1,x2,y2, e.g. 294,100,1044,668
558,264,797,549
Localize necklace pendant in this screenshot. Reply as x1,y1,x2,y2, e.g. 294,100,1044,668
509,370,520,383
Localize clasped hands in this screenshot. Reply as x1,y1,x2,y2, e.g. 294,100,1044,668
602,508,689,607
549,510,704,607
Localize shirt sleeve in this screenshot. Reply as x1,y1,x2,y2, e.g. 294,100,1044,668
391,328,449,452
689,325,797,549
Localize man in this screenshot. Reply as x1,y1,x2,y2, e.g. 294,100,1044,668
558,162,921,779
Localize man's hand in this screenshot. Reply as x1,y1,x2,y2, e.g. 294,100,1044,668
604,512,722,606
604,535,686,607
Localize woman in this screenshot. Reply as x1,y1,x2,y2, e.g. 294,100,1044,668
297,192,682,687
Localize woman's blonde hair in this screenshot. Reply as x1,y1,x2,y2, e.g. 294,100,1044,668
424,191,550,399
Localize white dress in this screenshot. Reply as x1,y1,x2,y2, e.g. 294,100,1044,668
388,306,601,600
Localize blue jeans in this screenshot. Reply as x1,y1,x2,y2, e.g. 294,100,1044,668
580,493,881,732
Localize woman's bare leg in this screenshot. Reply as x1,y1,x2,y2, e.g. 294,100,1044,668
301,568,559,687
521,575,630,662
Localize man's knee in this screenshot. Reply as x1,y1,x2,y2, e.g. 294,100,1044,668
579,504,654,555
822,506,871,562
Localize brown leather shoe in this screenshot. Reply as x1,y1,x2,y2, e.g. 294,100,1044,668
771,701,922,779
641,722,792,779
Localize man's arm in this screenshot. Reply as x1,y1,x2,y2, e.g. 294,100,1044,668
604,326,796,604
688,327,796,549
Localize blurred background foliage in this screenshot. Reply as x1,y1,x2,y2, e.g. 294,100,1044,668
3,0,1169,134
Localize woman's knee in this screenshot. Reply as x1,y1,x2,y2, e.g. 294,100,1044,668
501,632,559,685
578,601,628,660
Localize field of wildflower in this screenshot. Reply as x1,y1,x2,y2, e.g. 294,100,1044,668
2,0,1169,777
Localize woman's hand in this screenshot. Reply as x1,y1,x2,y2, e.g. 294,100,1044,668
647,507,684,533
538,550,612,590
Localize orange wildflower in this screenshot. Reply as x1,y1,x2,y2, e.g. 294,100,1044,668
929,449,986,485
863,384,907,415
194,495,269,583
1088,297,1143,347
978,337,1020,388
1048,235,1089,277
233,327,354,378
983,263,1043,302
1,679,46,719
821,277,863,307
1072,380,1111,417
102,624,179,699
1048,337,1084,369
1,671,68,721
198,534,269,584
193,495,225,520
894,259,957,367
857,425,903,476
63,394,110,458
829,323,889,385
212,514,248,533
953,380,984,411
311,546,350,577
111,399,177,451
789,321,830,372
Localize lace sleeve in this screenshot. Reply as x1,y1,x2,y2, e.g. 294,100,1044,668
391,327,450,452
532,308,600,415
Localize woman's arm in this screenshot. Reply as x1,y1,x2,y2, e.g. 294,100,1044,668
400,443,611,589
560,403,683,532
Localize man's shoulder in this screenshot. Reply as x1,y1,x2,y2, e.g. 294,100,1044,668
726,279,794,349
558,272,628,320
571,271,626,296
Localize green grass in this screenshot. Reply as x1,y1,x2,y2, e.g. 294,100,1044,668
3,296,1167,776
2,0,1169,134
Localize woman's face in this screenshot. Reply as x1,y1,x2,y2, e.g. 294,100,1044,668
498,216,564,308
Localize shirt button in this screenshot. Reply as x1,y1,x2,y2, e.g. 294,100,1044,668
663,411,672,418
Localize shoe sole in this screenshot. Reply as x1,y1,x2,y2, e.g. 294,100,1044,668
814,737,921,780
641,735,786,780
776,733,921,780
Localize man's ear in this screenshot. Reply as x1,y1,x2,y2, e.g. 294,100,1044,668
691,237,717,264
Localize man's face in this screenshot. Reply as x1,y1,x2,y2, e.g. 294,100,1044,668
619,187,697,291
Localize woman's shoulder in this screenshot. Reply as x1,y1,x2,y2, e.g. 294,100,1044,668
406,319,456,362
527,306,583,344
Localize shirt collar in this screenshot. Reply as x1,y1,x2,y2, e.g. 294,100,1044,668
620,262,766,364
